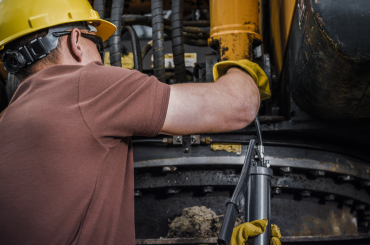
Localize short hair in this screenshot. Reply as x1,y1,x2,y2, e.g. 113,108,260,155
0,28,62,80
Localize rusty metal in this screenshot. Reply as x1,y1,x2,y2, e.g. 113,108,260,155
136,233,370,244
208,0,262,60
135,170,370,205
133,147,370,180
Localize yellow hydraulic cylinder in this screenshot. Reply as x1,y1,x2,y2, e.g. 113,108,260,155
208,0,262,61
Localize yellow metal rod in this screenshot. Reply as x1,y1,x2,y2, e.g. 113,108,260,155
208,0,262,61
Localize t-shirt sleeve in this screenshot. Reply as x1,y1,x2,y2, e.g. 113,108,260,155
78,62,170,147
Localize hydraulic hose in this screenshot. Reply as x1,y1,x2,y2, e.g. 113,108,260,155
171,0,187,83
124,26,143,71
109,0,124,67
151,0,166,83
93,0,106,19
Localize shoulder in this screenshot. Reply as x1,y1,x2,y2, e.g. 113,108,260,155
79,61,158,99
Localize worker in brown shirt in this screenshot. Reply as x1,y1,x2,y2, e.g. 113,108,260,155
0,0,274,245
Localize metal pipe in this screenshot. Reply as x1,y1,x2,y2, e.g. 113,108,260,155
245,166,272,245
124,26,143,71
109,0,125,67
93,0,106,20
208,0,262,60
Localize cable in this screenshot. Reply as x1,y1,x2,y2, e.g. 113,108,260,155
254,117,263,147
124,26,143,71
151,0,166,83
109,0,125,67
171,0,187,83
93,0,106,20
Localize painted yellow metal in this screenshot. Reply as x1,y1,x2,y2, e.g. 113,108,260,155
208,0,262,61
211,143,242,154
268,0,297,79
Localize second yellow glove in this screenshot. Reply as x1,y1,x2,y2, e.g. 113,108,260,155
230,219,282,245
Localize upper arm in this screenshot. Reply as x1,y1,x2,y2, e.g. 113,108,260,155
160,69,260,135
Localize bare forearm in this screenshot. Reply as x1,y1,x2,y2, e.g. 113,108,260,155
161,68,260,135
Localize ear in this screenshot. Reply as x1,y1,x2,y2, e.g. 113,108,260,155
69,28,83,62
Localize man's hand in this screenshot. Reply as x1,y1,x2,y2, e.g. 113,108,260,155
161,65,260,135
230,219,282,245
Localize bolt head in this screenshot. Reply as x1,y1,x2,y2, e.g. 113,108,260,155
325,194,335,201
356,204,366,210
301,190,311,197
203,186,214,193
280,167,292,173
134,190,142,197
311,170,325,176
272,187,281,194
344,199,354,206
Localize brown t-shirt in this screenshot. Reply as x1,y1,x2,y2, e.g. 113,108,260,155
0,61,170,245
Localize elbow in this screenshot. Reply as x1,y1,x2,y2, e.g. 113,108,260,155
234,88,260,130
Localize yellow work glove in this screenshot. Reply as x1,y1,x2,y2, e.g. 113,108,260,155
213,59,271,101
230,219,282,245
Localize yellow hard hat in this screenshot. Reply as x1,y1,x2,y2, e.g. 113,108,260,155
0,0,116,50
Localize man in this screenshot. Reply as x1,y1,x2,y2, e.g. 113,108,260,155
0,0,280,244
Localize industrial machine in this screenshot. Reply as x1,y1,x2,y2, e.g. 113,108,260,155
2,0,370,244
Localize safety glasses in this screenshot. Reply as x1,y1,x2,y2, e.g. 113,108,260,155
53,31,104,62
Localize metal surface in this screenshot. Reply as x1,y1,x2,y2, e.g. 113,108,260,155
208,0,262,60
282,0,370,119
136,233,370,244
246,166,272,245
134,147,370,180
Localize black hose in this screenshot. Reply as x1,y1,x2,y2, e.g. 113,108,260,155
122,15,209,27
141,36,171,59
254,117,263,147
183,38,208,47
151,0,166,83
124,26,143,71
141,40,153,59
109,0,124,67
93,0,106,19
171,0,187,83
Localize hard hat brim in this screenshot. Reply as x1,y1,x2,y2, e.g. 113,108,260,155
95,19,117,42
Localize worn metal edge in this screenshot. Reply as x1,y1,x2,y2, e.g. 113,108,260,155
136,233,370,244
134,156,370,180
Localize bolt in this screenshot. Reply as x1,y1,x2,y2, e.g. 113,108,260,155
359,221,369,227
176,136,182,142
361,181,370,187
191,135,197,144
338,175,353,181
325,194,335,201
200,138,206,144
311,170,325,176
272,187,281,195
301,190,311,197
184,148,189,153
344,199,354,206
203,186,214,193
134,190,142,197
167,188,181,194
280,167,292,174
162,166,177,172
356,204,366,210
